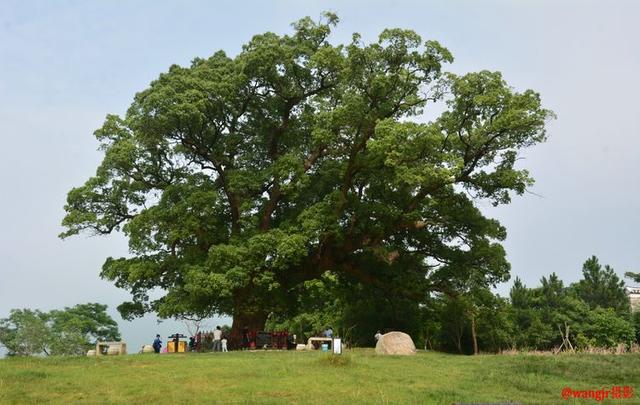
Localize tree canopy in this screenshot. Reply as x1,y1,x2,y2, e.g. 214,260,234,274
61,13,553,343
0,303,120,356
572,256,629,315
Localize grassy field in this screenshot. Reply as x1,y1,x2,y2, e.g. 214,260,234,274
0,349,639,404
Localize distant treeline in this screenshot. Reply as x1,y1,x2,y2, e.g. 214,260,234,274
0,303,120,356
268,256,639,353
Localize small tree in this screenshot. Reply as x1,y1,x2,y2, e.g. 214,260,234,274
48,303,120,355
509,274,588,350
0,309,51,356
179,314,214,337
572,256,629,316
0,304,120,356
438,295,470,353
577,308,635,348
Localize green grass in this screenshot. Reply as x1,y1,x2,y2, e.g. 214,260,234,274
0,349,639,404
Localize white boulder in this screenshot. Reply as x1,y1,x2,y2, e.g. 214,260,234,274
375,331,416,356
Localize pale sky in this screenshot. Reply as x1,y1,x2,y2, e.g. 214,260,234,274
1,0,639,355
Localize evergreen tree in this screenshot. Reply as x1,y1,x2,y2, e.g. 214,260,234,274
572,256,629,316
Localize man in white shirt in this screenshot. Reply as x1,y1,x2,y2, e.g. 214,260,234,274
213,326,222,352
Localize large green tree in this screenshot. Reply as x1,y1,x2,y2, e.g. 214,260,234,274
61,14,552,344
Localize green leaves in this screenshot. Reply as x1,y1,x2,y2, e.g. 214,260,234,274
0,304,120,356
578,308,635,348
0,309,50,356
509,259,634,351
61,13,553,330
572,256,630,316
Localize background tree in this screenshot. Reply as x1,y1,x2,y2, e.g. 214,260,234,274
0,304,119,356
632,311,640,344
48,303,120,355
576,308,635,348
508,277,550,349
454,266,505,354
571,256,629,316
509,274,587,350
0,309,51,356
60,13,553,343
624,271,640,283
180,315,212,338
537,273,587,336
508,269,636,351
433,288,513,354
474,292,514,352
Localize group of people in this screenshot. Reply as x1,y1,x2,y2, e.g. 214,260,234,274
149,326,375,352
213,326,228,352
151,326,228,353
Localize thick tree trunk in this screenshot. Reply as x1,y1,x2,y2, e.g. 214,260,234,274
229,307,268,350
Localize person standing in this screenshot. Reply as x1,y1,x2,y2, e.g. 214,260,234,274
221,336,228,352
323,327,333,338
242,327,250,350
152,334,162,354
213,326,222,352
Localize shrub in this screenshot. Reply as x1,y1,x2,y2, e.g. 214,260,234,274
318,353,352,367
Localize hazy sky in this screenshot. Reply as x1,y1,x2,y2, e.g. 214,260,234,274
1,0,639,354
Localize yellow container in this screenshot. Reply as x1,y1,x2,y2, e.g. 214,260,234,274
167,341,187,353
